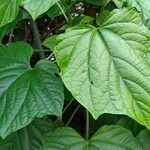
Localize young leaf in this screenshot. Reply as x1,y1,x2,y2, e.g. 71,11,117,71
0,0,20,27
125,0,150,19
22,0,59,19
43,35,58,51
137,129,150,150
0,117,54,150
41,125,142,149
54,8,150,129
0,42,64,138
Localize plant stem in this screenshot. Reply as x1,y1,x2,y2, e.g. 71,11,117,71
86,110,89,140
8,29,14,43
56,1,69,22
46,52,54,60
30,20,45,59
62,98,74,114
54,98,74,124
66,104,80,127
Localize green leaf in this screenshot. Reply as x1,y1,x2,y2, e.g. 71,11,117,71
0,22,16,41
22,0,59,19
0,117,54,150
41,125,142,149
125,0,150,19
137,129,150,150
0,42,64,138
43,35,58,51
116,117,144,136
112,0,125,8
61,15,94,31
0,0,20,27
47,1,67,18
83,0,110,6
54,8,150,129
72,15,94,26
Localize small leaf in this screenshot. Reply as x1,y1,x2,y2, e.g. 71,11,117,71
112,0,125,8
0,42,64,138
137,129,150,150
22,0,59,19
41,125,142,149
0,22,16,41
0,117,54,150
54,8,150,128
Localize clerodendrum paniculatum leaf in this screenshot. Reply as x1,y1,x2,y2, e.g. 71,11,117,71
22,0,59,19
0,42,64,138
0,117,54,150
0,0,20,27
137,129,150,150
125,0,150,20
54,8,150,128
41,125,142,150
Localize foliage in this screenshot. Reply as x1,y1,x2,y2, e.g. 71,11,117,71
0,0,150,149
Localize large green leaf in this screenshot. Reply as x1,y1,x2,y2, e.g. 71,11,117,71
54,8,150,128
125,0,150,19
0,117,54,150
22,0,59,19
137,129,150,150
41,125,142,149
0,42,64,138
0,0,20,27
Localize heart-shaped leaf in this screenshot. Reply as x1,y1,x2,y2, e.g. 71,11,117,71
54,8,150,128
0,42,64,138
41,125,142,149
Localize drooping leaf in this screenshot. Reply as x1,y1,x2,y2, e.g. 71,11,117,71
0,117,54,150
116,117,144,136
0,21,16,41
90,114,121,135
22,0,59,19
137,129,150,150
41,125,142,149
54,8,150,129
125,0,150,19
0,42,64,138
0,0,20,27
